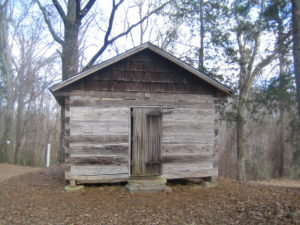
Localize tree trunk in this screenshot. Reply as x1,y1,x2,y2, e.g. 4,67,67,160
278,25,287,177
198,0,204,71
59,1,80,163
61,23,79,79
278,109,287,177
0,2,14,163
62,1,80,80
236,93,247,182
14,100,24,164
292,0,300,120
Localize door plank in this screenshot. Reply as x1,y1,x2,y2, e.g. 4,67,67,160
131,107,162,176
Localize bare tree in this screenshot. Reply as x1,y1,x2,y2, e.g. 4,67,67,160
0,0,60,165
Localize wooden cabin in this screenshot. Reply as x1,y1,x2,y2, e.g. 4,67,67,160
50,43,232,191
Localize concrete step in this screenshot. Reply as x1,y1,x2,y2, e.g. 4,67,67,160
125,176,171,193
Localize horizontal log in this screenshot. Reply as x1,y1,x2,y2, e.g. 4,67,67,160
66,106,129,121
162,154,214,164
67,91,215,102
70,165,128,176
162,168,218,179
65,173,129,183
68,93,215,107
67,121,129,136
162,143,213,155
66,155,128,165
69,142,128,148
65,135,129,143
162,135,215,144
163,123,214,135
69,99,213,109
163,162,214,173
66,148,128,156
163,109,215,122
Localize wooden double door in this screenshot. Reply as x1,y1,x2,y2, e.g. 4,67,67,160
131,107,162,176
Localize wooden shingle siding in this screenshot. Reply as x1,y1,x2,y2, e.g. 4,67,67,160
66,50,216,95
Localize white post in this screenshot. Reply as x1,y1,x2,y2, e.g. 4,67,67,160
46,143,51,168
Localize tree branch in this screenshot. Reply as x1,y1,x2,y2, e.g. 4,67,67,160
240,33,292,94
75,0,81,21
84,0,171,70
52,0,66,23
35,0,64,45
251,50,278,79
240,48,278,95
79,0,96,19
0,0,9,8
104,0,126,44
247,0,265,76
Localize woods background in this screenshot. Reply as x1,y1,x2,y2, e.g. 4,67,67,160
0,0,299,181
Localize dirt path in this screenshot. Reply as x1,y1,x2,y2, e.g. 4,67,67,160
248,179,300,193
0,163,40,183
0,165,299,225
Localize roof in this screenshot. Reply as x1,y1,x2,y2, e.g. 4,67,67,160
49,42,232,94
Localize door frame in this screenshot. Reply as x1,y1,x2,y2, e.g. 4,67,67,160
128,105,162,176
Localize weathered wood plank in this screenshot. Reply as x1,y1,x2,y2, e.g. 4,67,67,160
66,106,129,121
163,109,215,122
65,135,128,143
162,154,213,164
67,91,215,103
162,143,213,155
163,123,214,134
66,155,128,165
69,142,128,149
162,135,215,144
163,119,214,127
70,165,128,176
65,146,128,155
111,91,214,101
66,121,129,135
70,99,213,109
162,168,218,179
163,162,214,172
65,173,129,183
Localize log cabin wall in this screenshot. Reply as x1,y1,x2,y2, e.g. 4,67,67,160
60,49,223,183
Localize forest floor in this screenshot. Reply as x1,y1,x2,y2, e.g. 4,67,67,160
0,164,299,225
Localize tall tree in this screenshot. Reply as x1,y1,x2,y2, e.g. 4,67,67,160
264,0,292,177
0,0,14,162
291,0,300,120
167,0,228,72
218,0,286,181
234,0,277,181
